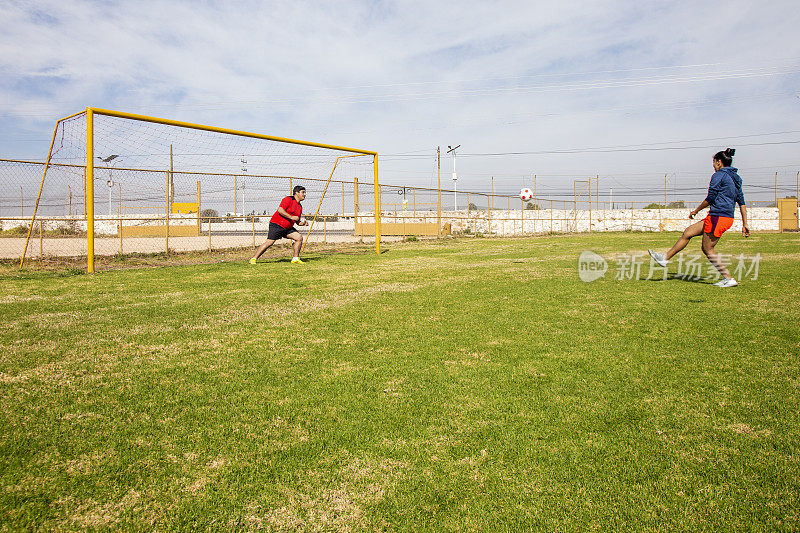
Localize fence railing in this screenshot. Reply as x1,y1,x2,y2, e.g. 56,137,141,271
0,158,793,267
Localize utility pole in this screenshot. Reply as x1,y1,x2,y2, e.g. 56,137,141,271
437,147,442,236
489,176,494,235
447,145,460,211
589,177,592,232
107,178,114,216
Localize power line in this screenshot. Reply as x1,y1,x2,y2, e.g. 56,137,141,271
379,133,800,161
457,139,800,158
147,67,800,109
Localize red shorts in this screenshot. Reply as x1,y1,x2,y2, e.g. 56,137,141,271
703,215,733,238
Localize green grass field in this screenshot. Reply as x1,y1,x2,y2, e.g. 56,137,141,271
1,232,799,530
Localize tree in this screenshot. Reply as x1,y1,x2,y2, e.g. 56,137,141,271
200,209,218,220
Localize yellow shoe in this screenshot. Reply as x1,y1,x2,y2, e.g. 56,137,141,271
249,257,257,265
291,257,304,264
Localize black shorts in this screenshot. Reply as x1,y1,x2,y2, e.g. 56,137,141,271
268,222,300,241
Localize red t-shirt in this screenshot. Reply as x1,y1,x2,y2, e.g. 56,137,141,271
270,196,302,228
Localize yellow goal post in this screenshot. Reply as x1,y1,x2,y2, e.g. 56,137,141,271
22,108,381,271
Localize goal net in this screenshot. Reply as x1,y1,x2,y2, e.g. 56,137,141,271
21,108,380,271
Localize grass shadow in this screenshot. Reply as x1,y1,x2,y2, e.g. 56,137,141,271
260,256,324,264
642,272,713,284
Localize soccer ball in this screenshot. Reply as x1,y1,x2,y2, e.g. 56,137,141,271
519,188,533,201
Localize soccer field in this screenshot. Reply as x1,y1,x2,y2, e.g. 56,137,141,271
1,232,798,530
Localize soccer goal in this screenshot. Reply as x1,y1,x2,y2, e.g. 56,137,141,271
21,108,381,271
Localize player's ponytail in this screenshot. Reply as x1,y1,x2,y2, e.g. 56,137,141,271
713,148,735,167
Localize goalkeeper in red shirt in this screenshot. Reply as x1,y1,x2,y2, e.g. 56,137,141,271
250,186,308,264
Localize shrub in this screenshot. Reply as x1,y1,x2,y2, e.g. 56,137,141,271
9,225,29,235
51,225,84,236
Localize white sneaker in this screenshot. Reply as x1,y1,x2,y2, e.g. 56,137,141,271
648,249,668,267
712,278,738,287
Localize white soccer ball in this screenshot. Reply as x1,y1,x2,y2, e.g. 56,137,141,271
519,188,533,201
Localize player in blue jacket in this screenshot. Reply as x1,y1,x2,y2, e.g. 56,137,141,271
649,148,750,287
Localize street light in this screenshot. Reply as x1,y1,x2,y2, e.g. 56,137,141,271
97,155,120,215
447,145,460,211
241,157,247,216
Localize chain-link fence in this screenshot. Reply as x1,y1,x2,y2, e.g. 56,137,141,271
371,183,782,237
0,159,380,263
0,158,792,270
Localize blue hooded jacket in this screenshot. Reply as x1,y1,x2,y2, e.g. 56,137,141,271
705,167,745,218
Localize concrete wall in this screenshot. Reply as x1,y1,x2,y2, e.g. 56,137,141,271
435,207,780,235
1,208,782,237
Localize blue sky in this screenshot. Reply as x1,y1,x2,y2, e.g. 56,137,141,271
1,0,800,202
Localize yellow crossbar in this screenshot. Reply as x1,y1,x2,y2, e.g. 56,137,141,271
89,108,377,156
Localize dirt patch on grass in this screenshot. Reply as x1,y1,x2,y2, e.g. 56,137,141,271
185,456,227,496
0,337,191,392
268,417,310,451
341,456,409,482
0,371,29,384
324,359,361,377
457,448,490,487
378,256,456,273
382,377,405,397
727,423,772,437
218,281,420,324
0,358,83,386
12,311,93,331
65,489,142,529
257,454,408,531
0,294,44,304
444,349,491,368
262,488,364,532
65,450,114,476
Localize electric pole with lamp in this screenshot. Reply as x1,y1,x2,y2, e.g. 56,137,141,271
97,154,119,216
447,145,460,211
